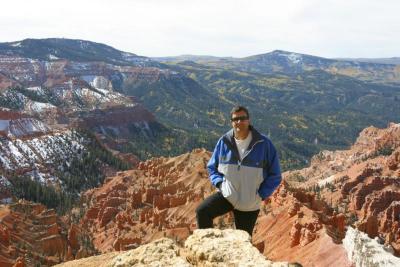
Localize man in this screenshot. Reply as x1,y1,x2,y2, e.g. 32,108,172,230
196,106,282,236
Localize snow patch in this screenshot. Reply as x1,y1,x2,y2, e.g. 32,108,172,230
278,52,302,64
8,118,51,138
27,101,56,113
26,168,47,184
6,141,26,164
48,54,59,60
45,61,59,71
26,86,42,92
10,42,21,47
15,139,38,162
343,227,400,267
287,53,302,64
79,40,89,49
81,75,112,90
0,154,12,169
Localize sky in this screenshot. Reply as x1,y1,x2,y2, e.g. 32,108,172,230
1,0,399,58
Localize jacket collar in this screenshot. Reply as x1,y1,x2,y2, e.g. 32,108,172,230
223,125,263,144
222,126,264,159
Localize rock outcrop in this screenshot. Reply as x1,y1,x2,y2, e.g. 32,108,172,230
185,229,289,266
54,229,291,267
343,227,400,267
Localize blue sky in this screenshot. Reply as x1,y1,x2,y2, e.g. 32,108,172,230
1,0,399,58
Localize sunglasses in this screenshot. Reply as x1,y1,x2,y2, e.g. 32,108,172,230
231,116,249,122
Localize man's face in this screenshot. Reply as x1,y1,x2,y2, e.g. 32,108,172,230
231,111,250,134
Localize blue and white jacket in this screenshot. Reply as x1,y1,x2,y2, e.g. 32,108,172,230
207,126,282,211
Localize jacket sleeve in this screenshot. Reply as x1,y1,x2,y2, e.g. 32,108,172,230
258,140,282,200
207,139,224,187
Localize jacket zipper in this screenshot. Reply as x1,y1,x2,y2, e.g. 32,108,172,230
237,140,263,171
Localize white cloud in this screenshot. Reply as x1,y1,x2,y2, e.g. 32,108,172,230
0,0,399,58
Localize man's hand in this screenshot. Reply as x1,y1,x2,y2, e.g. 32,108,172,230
216,181,222,189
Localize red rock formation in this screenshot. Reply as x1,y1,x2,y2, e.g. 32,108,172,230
287,201,301,217
0,225,10,246
169,195,187,207
387,147,400,170
290,221,302,247
251,123,400,265
0,201,74,266
85,207,100,220
145,188,158,204
153,195,170,210
361,190,400,219
12,257,24,267
100,207,119,227
380,201,400,233
68,224,80,251
130,191,142,208
39,235,65,256
78,149,212,254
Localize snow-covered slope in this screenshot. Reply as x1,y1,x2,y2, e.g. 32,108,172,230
0,129,84,171
0,85,133,117
4,117,51,138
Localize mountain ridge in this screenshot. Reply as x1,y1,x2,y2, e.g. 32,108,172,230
1,38,399,170
0,38,161,67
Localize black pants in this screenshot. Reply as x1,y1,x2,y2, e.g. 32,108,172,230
196,192,260,236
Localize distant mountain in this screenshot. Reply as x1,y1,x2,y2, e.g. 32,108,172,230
153,54,233,62
0,38,162,67
157,50,400,84
336,57,400,65
241,50,336,71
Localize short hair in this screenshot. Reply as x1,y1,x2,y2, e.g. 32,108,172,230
230,106,250,119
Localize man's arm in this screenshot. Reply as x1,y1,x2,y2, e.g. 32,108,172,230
258,141,282,200
207,139,224,188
